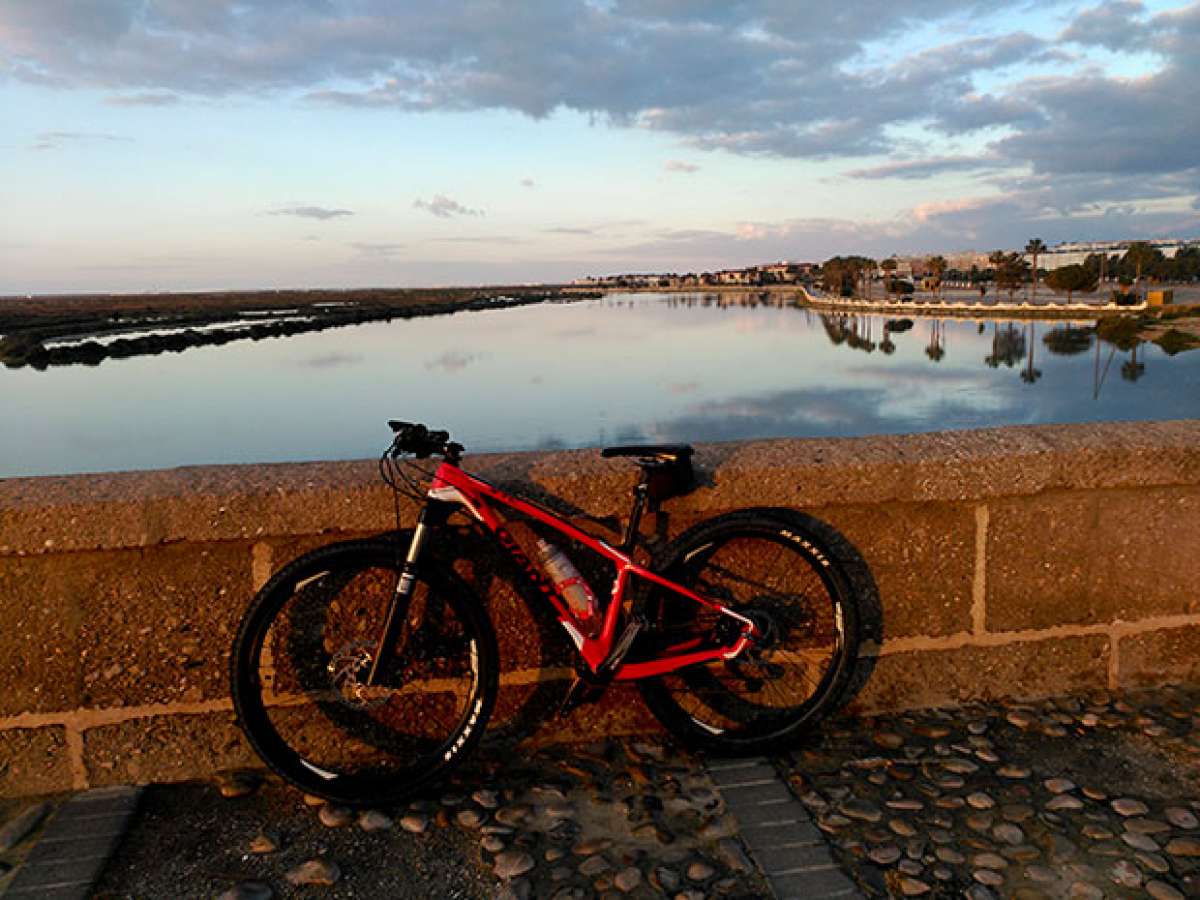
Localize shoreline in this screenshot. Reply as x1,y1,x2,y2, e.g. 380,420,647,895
0,286,592,370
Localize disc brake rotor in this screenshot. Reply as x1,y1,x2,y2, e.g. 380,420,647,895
327,639,392,709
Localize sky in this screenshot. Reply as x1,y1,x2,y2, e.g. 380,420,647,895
2,0,1199,293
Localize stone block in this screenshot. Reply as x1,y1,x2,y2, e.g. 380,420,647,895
0,728,72,796
73,542,255,708
1118,624,1200,689
851,634,1111,713
0,557,82,715
823,502,975,639
985,487,1200,632
82,711,257,787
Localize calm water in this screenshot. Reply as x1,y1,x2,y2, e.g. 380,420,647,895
3,292,1198,477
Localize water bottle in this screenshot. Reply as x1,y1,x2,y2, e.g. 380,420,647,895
536,539,600,638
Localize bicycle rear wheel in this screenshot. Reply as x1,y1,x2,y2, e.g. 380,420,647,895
231,538,498,805
639,508,876,754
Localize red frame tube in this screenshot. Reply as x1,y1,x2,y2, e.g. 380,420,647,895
428,461,753,679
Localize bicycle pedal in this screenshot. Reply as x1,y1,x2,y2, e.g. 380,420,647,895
558,677,606,717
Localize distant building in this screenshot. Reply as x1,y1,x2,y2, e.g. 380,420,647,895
1029,239,1199,271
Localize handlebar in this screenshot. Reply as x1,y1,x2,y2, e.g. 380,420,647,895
387,420,462,460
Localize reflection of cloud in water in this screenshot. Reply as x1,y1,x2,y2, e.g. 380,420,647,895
298,352,364,368
643,384,1023,443
425,350,481,373
553,326,597,338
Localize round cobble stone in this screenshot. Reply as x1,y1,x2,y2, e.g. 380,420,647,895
1167,807,1200,829
284,858,341,886
1111,798,1149,817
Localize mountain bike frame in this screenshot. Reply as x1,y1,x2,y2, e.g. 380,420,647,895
385,457,759,684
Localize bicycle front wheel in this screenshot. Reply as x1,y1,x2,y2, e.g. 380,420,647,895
231,538,498,805
639,508,877,754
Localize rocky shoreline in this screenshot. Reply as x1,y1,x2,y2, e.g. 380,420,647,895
0,287,595,370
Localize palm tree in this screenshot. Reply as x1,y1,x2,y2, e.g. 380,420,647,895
926,256,948,300
1025,238,1046,302
1123,242,1159,302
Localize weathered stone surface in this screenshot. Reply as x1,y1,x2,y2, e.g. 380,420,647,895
0,556,83,714
0,542,253,713
0,728,71,796
82,711,257,787
821,502,975,638
1119,624,1200,689
851,635,1111,712
986,487,1200,632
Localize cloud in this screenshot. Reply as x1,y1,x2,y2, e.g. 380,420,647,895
846,155,1002,180
544,226,597,236
413,194,483,218
2,0,1198,239
1061,1,1151,51
433,235,527,244
520,177,536,188
104,91,179,106
271,205,354,221
31,131,128,151
664,159,699,173
350,242,403,258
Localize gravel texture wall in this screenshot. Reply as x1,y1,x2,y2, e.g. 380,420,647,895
1,421,1198,797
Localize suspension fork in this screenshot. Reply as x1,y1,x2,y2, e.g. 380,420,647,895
364,501,452,686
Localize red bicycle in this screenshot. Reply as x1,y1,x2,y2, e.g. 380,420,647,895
231,421,878,804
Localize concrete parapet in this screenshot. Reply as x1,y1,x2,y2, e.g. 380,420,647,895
1,420,1198,796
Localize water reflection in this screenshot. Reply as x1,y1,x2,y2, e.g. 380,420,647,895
1,293,1197,477
815,311,1163,400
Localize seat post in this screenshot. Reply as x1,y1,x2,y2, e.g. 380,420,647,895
620,481,650,552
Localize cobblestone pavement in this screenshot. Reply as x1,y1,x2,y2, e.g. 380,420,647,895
786,685,1200,898
6,684,1198,898
90,739,771,899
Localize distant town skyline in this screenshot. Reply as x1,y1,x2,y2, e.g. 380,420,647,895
3,1,1199,293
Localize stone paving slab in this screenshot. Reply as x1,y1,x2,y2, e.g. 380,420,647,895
709,757,864,899
3,786,140,900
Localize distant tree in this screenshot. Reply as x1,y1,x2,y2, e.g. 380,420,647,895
1025,238,1046,301
881,258,898,295
859,258,877,301
926,256,948,299
1044,264,1098,303
821,257,855,296
995,253,1027,302
1123,242,1162,299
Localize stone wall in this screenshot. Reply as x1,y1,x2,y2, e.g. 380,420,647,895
1,421,1198,797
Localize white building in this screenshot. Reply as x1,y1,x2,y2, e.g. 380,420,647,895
1029,239,1198,271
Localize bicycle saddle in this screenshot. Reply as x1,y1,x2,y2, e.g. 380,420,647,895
601,444,694,463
